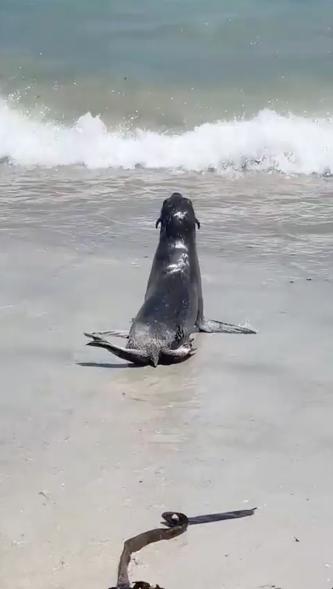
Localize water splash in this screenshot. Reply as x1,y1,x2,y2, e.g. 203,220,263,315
1,98,333,175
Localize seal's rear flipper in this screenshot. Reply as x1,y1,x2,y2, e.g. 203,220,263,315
160,344,194,364
198,320,256,334
84,333,148,365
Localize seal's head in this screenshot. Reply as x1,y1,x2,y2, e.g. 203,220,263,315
155,192,200,237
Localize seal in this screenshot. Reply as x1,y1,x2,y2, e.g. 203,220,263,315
109,508,256,589
85,192,256,367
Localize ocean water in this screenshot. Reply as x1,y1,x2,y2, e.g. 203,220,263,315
0,0,333,174
0,0,333,272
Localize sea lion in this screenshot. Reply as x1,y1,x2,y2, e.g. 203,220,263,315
85,192,256,367
109,508,256,589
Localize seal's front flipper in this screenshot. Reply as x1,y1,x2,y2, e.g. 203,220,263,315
84,333,148,365
85,329,128,339
198,319,256,334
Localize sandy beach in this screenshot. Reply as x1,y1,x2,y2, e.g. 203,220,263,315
0,169,332,589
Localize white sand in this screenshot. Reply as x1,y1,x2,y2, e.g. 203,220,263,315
1,171,333,589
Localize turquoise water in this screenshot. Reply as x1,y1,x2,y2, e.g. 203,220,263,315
0,1,333,172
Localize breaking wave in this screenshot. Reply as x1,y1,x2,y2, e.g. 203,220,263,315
1,98,333,175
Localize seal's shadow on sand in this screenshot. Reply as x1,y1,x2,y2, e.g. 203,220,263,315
77,354,194,368
77,361,141,369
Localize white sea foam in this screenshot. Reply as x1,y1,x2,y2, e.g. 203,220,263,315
1,98,333,175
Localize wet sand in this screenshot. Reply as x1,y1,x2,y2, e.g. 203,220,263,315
1,170,333,589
